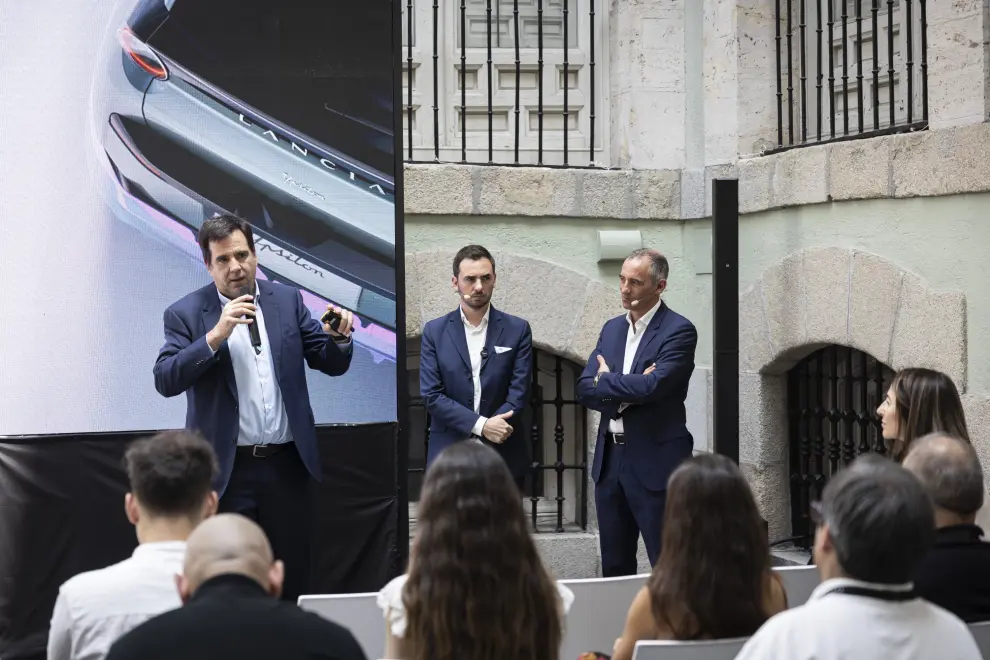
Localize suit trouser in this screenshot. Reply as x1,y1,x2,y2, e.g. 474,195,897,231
219,443,313,602
595,437,668,577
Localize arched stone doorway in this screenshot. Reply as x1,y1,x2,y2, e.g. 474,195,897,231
739,247,967,541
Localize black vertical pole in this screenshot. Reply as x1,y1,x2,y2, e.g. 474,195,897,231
712,179,739,465
391,0,410,570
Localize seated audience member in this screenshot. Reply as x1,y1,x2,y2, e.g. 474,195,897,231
876,367,990,529
736,454,981,660
105,514,366,660
610,454,787,660
904,432,990,622
376,441,574,660
48,430,219,660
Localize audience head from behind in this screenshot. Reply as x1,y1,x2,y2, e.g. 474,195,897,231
178,513,284,603
650,453,780,639
124,429,219,543
877,367,969,462
813,453,935,584
403,441,563,660
103,512,370,660
903,433,984,529
46,431,220,660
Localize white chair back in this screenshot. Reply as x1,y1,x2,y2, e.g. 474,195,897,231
557,573,649,660
968,621,990,656
631,637,748,660
773,565,820,608
298,592,384,660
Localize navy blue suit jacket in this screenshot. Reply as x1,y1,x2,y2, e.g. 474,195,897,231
576,302,697,492
419,306,532,477
153,280,352,495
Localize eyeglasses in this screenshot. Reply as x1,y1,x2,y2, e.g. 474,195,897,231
810,500,824,527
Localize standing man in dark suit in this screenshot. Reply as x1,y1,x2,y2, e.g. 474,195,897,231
419,245,533,489
577,248,698,576
153,213,355,601
105,514,367,660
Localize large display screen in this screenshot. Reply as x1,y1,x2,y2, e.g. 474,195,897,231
0,0,398,434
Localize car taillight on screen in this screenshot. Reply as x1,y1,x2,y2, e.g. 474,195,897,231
117,27,168,80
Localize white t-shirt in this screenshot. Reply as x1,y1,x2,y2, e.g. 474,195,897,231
47,541,187,660
376,573,575,637
735,577,982,660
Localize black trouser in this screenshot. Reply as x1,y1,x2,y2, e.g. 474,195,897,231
595,436,668,577
218,443,313,602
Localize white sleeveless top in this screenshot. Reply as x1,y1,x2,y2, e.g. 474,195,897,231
376,573,575,637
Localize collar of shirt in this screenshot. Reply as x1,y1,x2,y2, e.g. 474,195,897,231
934,523,985,545
131,540,187,560
809,576,915,601
626,298,663,334
460,304,490,331
218,281,258,305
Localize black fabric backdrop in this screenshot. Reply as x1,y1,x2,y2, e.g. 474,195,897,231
0,423,400,660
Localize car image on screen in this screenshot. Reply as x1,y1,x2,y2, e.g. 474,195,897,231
88,0,397,355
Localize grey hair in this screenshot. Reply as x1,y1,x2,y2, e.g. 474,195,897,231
820,453,934,584
625,248,669,286
903,432,984,515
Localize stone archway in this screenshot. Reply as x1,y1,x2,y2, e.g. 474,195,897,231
738,247,967,540
404,249,618,364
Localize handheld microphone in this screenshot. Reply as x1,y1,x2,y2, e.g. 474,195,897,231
238,285,262,354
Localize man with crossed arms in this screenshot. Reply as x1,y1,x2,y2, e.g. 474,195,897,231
577,248,698,576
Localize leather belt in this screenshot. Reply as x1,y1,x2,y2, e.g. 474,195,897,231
236,442,292,458
606,432,625,445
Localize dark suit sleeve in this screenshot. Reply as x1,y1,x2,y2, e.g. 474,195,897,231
419,324,481,437
493,320,532,417
153,306,220,398
594,322,697,404
575,327,622,417
297,290,353,377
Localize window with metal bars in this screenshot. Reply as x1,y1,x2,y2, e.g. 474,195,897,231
400,0,603,166
787,345,894,547
406,339,588,532
771,0,929,152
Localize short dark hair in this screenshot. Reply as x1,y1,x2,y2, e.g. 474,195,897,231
124,431,218,518
820,453,934,584
905,433,984,515
625,248,669,285
452,244,495,277
198,213,255,265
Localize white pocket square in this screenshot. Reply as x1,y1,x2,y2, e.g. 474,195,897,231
495,346,512,354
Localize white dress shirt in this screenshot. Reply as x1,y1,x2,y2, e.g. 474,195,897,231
461,305,490,439
608,299,662,434
213,284,292,446
47,541,187,660
735,577,982,660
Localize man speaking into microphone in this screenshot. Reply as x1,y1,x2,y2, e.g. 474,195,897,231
153,213,354,601
419,245,533,489
577,248,697,577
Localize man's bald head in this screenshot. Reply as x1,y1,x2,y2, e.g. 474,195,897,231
903,433,984,523
178,514,284,602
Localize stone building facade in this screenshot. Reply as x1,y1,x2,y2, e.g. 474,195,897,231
399,0,990,576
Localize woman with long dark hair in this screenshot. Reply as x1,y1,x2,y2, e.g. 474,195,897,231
376,441,573,660
877,366,990,528
877,367,970,462
610,454,786,659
